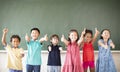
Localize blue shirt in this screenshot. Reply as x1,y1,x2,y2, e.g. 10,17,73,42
26,40,43,65
47,44,62,66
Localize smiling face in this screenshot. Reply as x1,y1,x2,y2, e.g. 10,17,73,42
11,38,20,48
51,36,59,46
31,30,40,40
84,33,92,43
101,30,110,40
69,31,78,43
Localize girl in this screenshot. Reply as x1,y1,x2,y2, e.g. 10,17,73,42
81,28,99,72
61,29,84,72
47,34,63,72
96,29,117,72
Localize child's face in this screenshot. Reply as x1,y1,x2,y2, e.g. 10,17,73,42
101,30,110,40
31,30,40,40
69,32,78,42
51,37,59,45
84,33,92,42
11,38,20,48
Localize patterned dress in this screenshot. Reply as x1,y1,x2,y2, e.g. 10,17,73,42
96,39,117,72
62,42,83,72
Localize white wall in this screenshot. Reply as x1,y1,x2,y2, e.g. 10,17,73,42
0,50,120,72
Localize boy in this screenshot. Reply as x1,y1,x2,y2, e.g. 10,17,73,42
25,28,48,72
1,28,24,72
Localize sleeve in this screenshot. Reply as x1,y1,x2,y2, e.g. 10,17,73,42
4,44,11,51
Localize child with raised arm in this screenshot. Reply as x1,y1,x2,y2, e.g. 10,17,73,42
47,34,63,72
96,29,117,72
61,29,84,72
1,28,24,72
25,28,48,72
81,28,99,72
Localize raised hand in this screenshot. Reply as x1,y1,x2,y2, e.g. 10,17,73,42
44,34,48,41
61,35,65,42
3,28,8,34
95,28,100,35
25,33,30,42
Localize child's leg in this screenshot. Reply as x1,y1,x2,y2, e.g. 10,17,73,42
83,62,88,72
9,69,22,72
47,66,54,72
54,66,61,72
26,64,33,72
33,65,41,72
89,61,95,72
90,68,95,72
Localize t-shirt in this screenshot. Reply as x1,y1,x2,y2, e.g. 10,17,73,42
47,44,61,66
26,40,43,65
83,42,94,62
5,44,24,70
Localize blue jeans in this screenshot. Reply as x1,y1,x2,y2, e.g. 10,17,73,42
26,64,41,72
47,66,61,72
9,69,22,72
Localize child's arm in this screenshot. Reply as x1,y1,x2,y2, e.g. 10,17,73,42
59,46,63,51
25,33,30,42
48,45,52,51
92,28,100,44
77,28,85,46
98,40,108,49
39,34,48,43
61,35,69,46
1,28,8,46
110,40,115,49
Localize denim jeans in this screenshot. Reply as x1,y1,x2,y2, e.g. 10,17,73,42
9,69,22,72
47,66,61,72
26,64,41,72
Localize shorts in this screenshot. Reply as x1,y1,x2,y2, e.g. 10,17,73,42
83,61,95,69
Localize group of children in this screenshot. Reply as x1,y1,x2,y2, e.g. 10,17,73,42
1,27,117,72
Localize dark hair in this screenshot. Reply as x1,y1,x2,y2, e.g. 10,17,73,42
100,29,110,39
84,29,93,37
68,29,79,42
50,34,59,40
100,29,110,45
10,35,21,42
31,28,40,34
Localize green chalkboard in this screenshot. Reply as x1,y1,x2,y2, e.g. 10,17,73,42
0,0,120,50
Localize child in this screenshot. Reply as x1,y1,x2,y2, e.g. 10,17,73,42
47,34,63,72
1,28,24,72
96,29,117,72
81,28,99,72
25,28,48,72
61,29,84,72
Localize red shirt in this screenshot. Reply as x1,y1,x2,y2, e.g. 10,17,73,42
83,42,94,62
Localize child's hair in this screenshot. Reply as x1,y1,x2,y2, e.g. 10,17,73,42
10,35,21,42
68,29,79,42
31,28,40,34
84,29,93,37
100,29,111,39
50,34,59,40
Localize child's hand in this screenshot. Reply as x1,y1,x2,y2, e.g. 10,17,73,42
110,41,115,49
25,33,30,42
61,35,65,42
48,46,52,51
44,34,48,41
95,28,100,35
81,28,86,36
3,28,8,34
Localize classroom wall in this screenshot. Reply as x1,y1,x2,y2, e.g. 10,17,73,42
0,51,120,72
0,0,120,50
